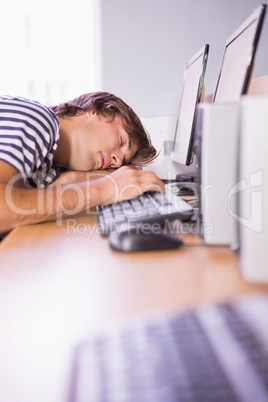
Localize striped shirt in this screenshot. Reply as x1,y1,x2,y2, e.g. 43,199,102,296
0,96,60,188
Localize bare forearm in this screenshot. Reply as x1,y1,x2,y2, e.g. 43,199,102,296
0,167,164,234
52,169,117,185
0,181,99,234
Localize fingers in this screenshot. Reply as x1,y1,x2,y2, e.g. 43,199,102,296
137,171,165,193
113,167,164,199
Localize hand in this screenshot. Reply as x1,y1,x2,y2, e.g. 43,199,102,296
94,166,165,205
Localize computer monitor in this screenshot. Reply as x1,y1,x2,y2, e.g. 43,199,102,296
171,44,209,166
213,4,266,103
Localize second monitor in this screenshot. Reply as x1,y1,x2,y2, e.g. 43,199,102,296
171,44,209,167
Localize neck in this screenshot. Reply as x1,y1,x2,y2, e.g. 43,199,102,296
54,113,88,168
54,117,72,168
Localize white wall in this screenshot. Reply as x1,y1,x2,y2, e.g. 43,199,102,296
98,0,268,117
0,0,98,106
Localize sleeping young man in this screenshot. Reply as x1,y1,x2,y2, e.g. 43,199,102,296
0,92,164,235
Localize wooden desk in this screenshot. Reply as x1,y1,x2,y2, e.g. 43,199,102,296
0,215,267,402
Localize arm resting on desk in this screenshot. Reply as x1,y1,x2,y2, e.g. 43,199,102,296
0,162,164,234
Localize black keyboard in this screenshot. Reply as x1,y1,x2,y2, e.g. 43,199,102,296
96,190,194,236
69,298,268,402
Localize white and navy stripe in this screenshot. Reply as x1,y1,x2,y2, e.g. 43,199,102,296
0,96,60,188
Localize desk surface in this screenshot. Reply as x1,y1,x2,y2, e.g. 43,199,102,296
0,214,268,402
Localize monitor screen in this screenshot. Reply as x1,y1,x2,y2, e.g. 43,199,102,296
171,44,209,166
213,4,266,103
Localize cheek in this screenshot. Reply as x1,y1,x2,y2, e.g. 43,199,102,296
100,133,118,150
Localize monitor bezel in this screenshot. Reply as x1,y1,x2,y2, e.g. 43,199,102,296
212,4,267,103
171,44,209,166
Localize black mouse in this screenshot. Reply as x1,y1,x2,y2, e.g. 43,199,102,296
109,226,183,252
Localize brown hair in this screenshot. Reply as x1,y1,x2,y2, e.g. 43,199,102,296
50,92,157,166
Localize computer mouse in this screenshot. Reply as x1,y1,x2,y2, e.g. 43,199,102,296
109,227,183,252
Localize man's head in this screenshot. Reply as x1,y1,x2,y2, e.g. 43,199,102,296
50,92,157,168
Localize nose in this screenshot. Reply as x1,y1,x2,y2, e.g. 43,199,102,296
111,151,124,168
